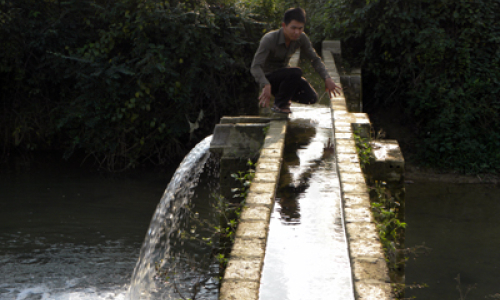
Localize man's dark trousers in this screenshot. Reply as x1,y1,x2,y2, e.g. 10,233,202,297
265,67,318,109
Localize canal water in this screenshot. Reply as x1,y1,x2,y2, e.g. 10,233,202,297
259,105,354,300
405,181,500,299
0,152,218,300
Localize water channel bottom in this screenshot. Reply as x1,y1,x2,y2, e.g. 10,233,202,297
259,105,354,300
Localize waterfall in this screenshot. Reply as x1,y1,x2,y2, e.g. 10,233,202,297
129,135,218,300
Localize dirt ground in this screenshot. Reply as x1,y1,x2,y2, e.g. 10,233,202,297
367,104,500,184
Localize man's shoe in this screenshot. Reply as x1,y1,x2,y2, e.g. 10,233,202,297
271,105,291,114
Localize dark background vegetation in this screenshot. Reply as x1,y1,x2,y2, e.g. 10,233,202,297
310,0,499,174
1,0,498,173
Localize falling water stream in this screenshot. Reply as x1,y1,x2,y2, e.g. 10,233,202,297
129,135,219,300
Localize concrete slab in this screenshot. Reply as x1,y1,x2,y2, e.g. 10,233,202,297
352,257,390,283
248,182,276,194
220,281,260,300
240,205,272,222
344,206,374,223
355,283,395,299
224,258,262,281
231,237,267,259
343,193,371,208
245,192,274,207
235,221,268,239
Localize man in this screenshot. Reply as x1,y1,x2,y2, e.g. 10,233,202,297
250,7,341,113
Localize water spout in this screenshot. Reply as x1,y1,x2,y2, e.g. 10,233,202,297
129,135,215,300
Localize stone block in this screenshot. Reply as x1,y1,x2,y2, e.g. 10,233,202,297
235,221,268,239
337,153,360,164
336,139,356,147
340,172,366,184
260,148,282,159
335,126,353,133
342,183,369,194
331,101,347,111
349,238,385,258
210,124,232,153
240,205,272,222
352,113,370,124
211,123,267,157
253,172,279,183
336,144,358,155
270,119,287,128
267,126,286,137
343,193,371,208
346,222,379,241
355,282,395,300
231,237,266,259
263,139,284,150
227,123,267,149
219,281,260,300
223,258,262,281
248,182,276,194
337,162,362,173
323,40,341,54
344,206,373,223
245,192,274,207
256,161,281,173
366,140,405,184
352,257,390,283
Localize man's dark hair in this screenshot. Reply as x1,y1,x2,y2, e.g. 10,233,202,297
283,7,306,25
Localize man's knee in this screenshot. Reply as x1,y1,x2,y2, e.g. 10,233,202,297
309,91,318,104
310,92,318,104
287,67,303,79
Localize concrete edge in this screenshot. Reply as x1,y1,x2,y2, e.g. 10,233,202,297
219,120,287,300
323,41,395,300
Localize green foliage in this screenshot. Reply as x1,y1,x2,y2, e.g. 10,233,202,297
313,0,500,174
369,181,406,269
1,0,262,170
237,0,307,28
353,129,371,169
231,158,256,198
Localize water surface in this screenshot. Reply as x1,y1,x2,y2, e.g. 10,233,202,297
405,181,500,299
0,159,171,300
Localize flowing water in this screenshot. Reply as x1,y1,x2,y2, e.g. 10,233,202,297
259,105,354,300
0,135,219,300
129,135,219,300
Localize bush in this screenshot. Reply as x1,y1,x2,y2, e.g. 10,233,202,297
313,0,500,173
1,0,263,170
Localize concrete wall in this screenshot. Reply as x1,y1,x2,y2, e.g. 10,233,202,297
219,120,287,300
324,41,395,300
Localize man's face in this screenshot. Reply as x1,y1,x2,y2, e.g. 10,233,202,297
282,20,304,42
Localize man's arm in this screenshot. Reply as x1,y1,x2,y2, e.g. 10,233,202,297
251,34,272,87
251,34,273,107
300,34,341,97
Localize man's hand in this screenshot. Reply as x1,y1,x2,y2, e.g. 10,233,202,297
258,84,272,108
325,77,342,98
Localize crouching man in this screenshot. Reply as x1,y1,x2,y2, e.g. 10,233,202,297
250,7,341,113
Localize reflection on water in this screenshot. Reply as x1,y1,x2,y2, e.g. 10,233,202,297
259,106,354,300
405,181,500,299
